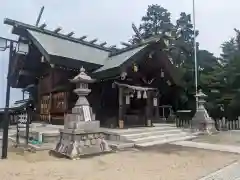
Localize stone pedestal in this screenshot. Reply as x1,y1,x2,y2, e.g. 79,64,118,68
191,90,217,134
55,129,111,159
53,67,111,159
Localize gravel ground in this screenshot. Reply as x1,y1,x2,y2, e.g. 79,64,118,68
193,131,240,146
0,144,239,180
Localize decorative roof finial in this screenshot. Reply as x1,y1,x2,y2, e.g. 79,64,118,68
80,66,85,73
70,66,95,83
196,89,207,98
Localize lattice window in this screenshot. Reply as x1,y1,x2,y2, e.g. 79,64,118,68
40,95,50,114
52,92,68,112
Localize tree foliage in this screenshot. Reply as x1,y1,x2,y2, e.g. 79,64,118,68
200,29,240,119
130,4,240,118
130,4,173,44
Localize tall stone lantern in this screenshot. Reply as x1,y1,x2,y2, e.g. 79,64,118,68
64,67,97,129
54,67,111,159
191,90,217,134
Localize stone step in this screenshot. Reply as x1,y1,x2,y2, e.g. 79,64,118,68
130,132,189,144
153,123,176,127
107,140,135,150
107,126,177,135
122,129,183,139
135,135,196,147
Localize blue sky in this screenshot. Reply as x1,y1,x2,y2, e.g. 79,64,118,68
0,0,239,107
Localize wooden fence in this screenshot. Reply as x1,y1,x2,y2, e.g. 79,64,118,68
215,117,240,131
176,118,191,128
175,110,192,128
175,116,240,131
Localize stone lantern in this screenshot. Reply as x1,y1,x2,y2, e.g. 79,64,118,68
191,90,217,134
64,67,97,129
54,67,111,159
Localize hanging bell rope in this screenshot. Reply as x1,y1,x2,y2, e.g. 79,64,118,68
126,95,130,104
167,80,171,86
133,63,138,72
161,69,164,78
143,91,147,99
137,90,141,99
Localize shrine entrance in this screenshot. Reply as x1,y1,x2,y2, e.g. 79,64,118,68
115,82,159,128
125,93,147,127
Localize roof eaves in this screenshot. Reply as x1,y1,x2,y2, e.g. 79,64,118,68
4,18,112,52
27,30,51,62
94,44,148,74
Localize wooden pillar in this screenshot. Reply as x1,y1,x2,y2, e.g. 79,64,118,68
146,91,152,127
22,90,25,100
118,87,124,129
48,65,54,124
154,93,160,120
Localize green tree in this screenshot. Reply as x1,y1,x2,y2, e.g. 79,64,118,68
221,38,237,64
202,28,240,119
220,28,240,64
130,4,224,115
173,12,200,96
130,4,173,44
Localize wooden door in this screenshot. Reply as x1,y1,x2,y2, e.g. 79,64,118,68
51,92,68,113
40,95,50,121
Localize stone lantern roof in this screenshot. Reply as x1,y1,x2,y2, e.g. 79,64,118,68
195,90,207,98
70,67,95,83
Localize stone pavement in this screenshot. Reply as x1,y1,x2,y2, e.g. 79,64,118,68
0,128,17,156
172,141,240,154
171,140,240,179
198,161,240,180
0,139,2,155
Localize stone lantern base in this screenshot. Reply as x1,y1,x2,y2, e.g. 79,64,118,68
64,112,100,130
53,129,111,159
191,90,217,135
52,67,112,159
191,108,217,134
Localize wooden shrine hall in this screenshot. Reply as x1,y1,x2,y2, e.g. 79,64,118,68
4,18,182,128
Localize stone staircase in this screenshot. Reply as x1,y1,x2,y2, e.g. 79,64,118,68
8,123,198,150
107,123,197,147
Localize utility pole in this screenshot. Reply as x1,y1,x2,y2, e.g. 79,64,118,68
1,41,13,159
193,0,198,110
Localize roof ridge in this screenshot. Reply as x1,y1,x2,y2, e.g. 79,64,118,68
4,18,113,52
110,35,163,57
4,18,164,57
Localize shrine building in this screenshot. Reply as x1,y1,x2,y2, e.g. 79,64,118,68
3,18,183,128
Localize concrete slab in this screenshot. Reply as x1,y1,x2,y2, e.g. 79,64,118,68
198,161,240,180
136,135,196,147
172,141,240,154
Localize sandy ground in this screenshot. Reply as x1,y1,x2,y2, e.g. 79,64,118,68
0,144,239,180
193,131,240,146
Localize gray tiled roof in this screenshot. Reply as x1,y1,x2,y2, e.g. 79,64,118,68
94,45,147,73
28,30,109,65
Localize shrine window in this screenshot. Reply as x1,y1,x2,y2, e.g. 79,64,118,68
52,92,68,112
40,95,50,114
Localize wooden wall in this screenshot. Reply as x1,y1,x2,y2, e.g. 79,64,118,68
38,67,77,124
